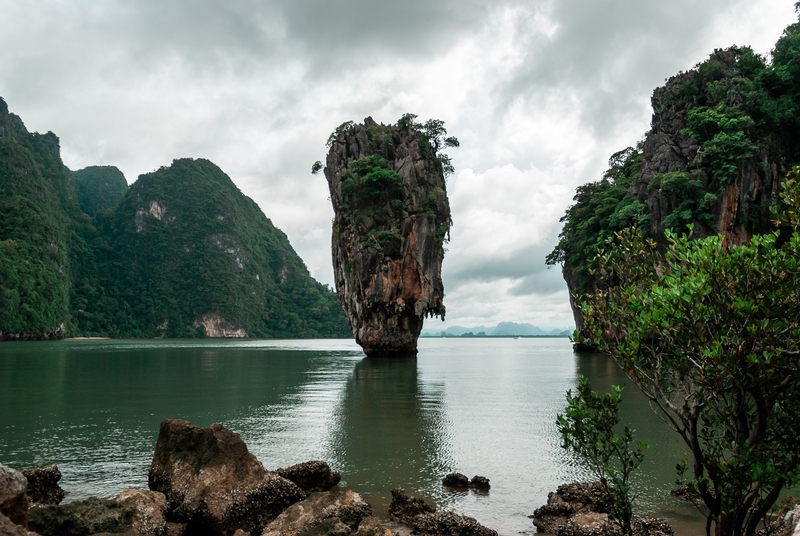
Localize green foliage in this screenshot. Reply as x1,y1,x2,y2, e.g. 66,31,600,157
311,161,322,175
70,165,128,216
682,105,759,185
546,145,645,294
557,376,648,536
578,171,800,536
344,154,405,209
650,172,717,233
82,158,350,338
397,112,459,178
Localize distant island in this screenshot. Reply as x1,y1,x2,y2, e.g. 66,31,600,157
420,321,573,338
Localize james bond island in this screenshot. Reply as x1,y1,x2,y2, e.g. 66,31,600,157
322,114,457,357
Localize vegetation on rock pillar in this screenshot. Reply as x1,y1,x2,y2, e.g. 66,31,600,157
323,114,456,356
578,171,800,536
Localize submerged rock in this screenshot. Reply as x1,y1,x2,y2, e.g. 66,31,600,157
0,463,29,527
277,461,341,493
441,474,470,489
148,419,306,535
22,465,66,506
324,116,454,356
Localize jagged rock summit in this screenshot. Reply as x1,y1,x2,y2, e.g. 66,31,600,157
324,115,455,356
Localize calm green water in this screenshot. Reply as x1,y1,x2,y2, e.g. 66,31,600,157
0,338,705,534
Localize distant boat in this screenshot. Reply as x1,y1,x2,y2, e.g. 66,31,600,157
513,336,520,340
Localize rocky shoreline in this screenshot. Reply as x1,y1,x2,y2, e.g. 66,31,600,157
11,419,795,536
0,419,499,536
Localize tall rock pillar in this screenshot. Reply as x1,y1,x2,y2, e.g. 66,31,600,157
324,116,453,356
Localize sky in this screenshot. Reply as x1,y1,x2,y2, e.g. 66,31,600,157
0,0,795,330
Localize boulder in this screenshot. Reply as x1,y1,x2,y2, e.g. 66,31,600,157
352,517,397,536
441,474,469,489
261,490,371,536
531,482,614,534
556,517,674,536
22,466,66,506
388,488,496,536
148,419,306,535
116,489,167,536
277,462,341,493
388,488,435,525
0,463,29,527
469,477,490,491
27,497,134,536
409,511,497,536
0,512,39,536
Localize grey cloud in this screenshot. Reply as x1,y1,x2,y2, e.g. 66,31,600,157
445,240,558,286
497,0,758,137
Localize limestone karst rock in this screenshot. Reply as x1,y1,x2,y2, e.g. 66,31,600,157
324,116,454,356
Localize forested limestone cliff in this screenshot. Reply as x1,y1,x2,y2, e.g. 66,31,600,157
0,98,349,340
549,17,800,334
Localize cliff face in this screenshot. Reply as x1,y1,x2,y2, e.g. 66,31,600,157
550,22,800,336
630,49,785,246
324,117,452,356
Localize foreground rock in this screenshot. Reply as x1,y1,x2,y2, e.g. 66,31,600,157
277,461,341,493
261,490,373,536
531,482,673,536
756,496,800,536
389,488,496,536
325,116,453,356
531,482,614,534
22,465,66,506
0,463,29,527
149,419,306,535
27,498,134,536
116,489,167,536
0,512,39,536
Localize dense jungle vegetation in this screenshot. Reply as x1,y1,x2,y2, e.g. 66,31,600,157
0,98,349,339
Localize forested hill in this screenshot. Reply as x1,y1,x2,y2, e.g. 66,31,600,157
548,15,800,333
0,98,350,340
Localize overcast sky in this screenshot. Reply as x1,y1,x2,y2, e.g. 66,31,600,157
1,0,795,330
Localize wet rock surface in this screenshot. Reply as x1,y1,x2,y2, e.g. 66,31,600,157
441,474,470,489
115,489,167,536
261,490,372,536
388,488,496,536
532,482,672,536
0,511,39,536
148,419,306,535
324,117,452,356
277,461,341,493
531,482,614,534
0,463,29,527
27,498,135,536
22,465,66,506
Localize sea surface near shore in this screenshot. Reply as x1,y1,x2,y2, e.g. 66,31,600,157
0,337,705,534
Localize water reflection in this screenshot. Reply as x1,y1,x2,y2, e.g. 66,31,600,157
328,356,451,509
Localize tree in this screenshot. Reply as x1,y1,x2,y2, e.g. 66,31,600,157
557,376,648,536
578,171,800,536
